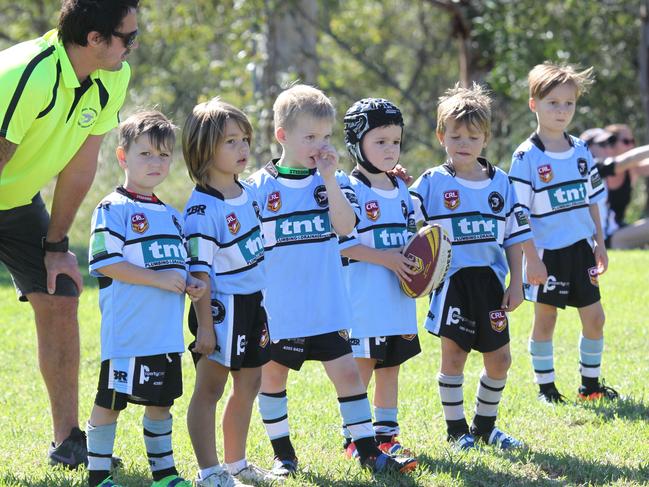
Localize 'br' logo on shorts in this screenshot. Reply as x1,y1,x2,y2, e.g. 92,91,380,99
338,330,349,340
259,327,269,348
226,213,240,234
489,310,508,332
267,191,281,212
365,200,380,221
443,190,460,210
401,334,416,341
588,266,599,287
538,164,553,183
131,213,149,233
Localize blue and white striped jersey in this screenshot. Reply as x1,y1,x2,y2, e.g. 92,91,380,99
341,170,417,337
183,182,265,296
247,161,360,340
410,159,532,287
89,187,187,361
509,133,606,250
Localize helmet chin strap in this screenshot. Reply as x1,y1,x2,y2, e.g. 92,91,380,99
356,148,399,174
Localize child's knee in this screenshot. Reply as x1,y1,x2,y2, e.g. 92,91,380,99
486,348,512,376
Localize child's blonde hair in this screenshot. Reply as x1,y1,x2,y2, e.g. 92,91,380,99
182,98,253,187
528,62,594,100
119,110,176,153
273,84,335,130
436,82,492,141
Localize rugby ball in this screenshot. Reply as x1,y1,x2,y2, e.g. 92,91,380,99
400,224,452,298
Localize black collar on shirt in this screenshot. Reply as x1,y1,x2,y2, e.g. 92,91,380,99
529,132,574,152
350,168,397,188
442,157,496,179
194,180,244,201
264,159,317,180
116,186,163,204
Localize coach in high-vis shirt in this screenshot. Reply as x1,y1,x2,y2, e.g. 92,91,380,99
0,0,138,468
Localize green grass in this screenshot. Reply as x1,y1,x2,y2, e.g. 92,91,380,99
1,252,649,486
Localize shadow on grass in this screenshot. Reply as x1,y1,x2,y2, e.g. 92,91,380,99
0,470,153,487
581,395,649,422
524,450,649,486
417,452,560,487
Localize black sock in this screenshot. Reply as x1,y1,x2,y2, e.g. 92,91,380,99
539,382,557,394
446,418,470,440
470,415,496,438
271,436,296,460
89,471,111,487
375,434,393,445
354,436,381,461
581,376,599,391
152,466,178,482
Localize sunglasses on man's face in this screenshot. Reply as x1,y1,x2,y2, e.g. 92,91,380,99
112,29,138,49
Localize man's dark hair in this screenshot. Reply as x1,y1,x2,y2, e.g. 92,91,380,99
58,0,139,46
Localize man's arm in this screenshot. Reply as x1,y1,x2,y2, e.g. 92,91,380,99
0,136,18,177
44,134,104,294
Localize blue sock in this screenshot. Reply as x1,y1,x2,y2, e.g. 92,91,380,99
373,406,399,441
143,415,177,481
87,421,116,486
258,391,295,459
529,339,554,385
579,335,603,386
338,393,379,461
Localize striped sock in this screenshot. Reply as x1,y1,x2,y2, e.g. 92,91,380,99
373,406,399,443
438,373,468,438
579,335,603,388
87,421,116,487
258,390,295,459
338,393,380,461
529,339,555,385
471,371,506,437
143,415,177,481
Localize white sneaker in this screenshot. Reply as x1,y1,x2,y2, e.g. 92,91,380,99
195,466,253,487
233,463,285,484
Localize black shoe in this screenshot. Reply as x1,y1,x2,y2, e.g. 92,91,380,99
538,385,566,404
361,452,418,474
270,456,298,477
48,427,122,469
578,379,619,401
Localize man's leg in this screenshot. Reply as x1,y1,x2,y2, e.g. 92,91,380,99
28,293,80,444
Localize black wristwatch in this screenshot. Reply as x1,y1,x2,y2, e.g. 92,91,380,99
42,236,69,253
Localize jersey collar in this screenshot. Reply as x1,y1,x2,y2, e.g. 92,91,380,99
529,132,574,152
47,30,82,89
195,180,244,201
350,168,397,188
442,157,496,179
116,185,163,204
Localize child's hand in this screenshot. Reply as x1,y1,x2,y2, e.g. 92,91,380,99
525,255,548,285
153,270,186,294
502,283,523,312
383,248,418,282
315,144,339,179
185,276,206,302
594,241,608,274
387,163,413,184
192,326,217,356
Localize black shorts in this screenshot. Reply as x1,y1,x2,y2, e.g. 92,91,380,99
95,353,183,411
524,239,601,309
270,331,353,371
0,194,78,301
350,334,421,368
426,267,510,353
188,291,271,370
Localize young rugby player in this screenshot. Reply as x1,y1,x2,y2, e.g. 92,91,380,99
410,84,545,450
87,110,205,487
339,98,419,458
509,63,618,403
182,99,277,486
247,84,417,476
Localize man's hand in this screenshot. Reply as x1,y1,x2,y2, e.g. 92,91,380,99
315,144,339,179
152,270,186,294
186,276,207,302
45,250,83,294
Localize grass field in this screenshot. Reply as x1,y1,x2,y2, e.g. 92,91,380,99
1,250,649,486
